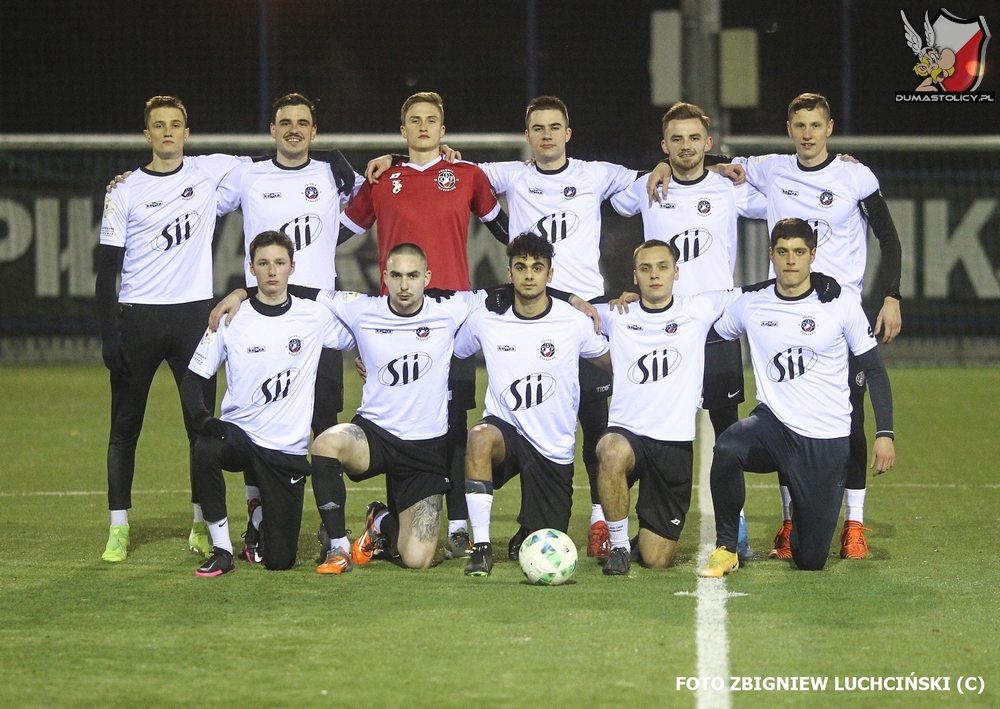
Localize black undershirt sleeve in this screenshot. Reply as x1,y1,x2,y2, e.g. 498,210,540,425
180,370,213,429
860,190,902,297
338,224,359,245
310,149,358,199
855,346,894,438
95,244,125,335
483,208,510,245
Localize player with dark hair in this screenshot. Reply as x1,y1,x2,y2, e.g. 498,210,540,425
456,233,611,577
611,101,766,560
96,96,247,562
699,218,895,577
337,91,510,560
214,91,364,565
181,231,355,576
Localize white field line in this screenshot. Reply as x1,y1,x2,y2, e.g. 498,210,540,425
695,408,731,709
0,485,390,498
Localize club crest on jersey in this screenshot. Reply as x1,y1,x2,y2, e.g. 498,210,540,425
855,371,866,387
415,326,430,340
437,169,458,192
664,322,679,335
503,373,556,410
304,184,320,201
181,186,195,199
534,210,580,244
152,210,201,252
628,348,682,384
563,186,577,198
800,317,817,334
253,368,300,406
819,190,834,207
766,346,818,382
288,337,302,354
539,341,556,359
697,199,712,215
378,352,432,387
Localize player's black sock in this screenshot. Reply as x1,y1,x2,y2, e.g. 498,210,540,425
311,455,347,538
709,404,739,440
380,513,400,552
446,443,469,520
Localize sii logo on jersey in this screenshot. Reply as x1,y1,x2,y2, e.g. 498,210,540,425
766,347,818,383
253,368,300,405
534,211,579,245
152,211,200,252
628,348,682,384
378,352,432,386
503,373,556,410
281,214,323,251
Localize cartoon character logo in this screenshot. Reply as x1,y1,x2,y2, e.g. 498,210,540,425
437,169,457,192
901,10,991,92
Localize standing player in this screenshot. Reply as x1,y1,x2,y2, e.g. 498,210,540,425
181,231,355,575
338,92,510,559
699,218,895,576
611,102,766,559
456,233,611,577
216,93,364,564
96,96,247,562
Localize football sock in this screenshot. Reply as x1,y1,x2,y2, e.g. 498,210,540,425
780,486,792,520
607,517,630,550
192,504,205,523
110,509,128,527
372,508,389,534
739,508,746,521
465,479,494,544
207,518,233,554
330,535,350,554
590,504,606,526
844,488,865,523
245,485,260,501
379,514,400,550
448,519,467,535
311,456,348,537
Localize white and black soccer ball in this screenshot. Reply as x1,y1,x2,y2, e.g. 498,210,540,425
518,528,578,585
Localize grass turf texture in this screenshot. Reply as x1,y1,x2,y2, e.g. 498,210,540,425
1,364,997,708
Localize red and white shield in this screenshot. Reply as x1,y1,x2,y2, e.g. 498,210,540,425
933,10,991,92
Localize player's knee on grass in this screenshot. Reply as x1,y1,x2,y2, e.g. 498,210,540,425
397,496,442,569
791,544,828,571
638,530,677,569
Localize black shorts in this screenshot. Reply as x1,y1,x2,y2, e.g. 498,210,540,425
579,355,613,402
606,427,693,541
350,415,449,513
448,354,477,412
484,415,574,533
702,337,744,409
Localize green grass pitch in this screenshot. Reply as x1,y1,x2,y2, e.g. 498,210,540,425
1,364,997,708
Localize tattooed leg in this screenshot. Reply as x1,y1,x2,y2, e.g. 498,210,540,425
397,495,443,569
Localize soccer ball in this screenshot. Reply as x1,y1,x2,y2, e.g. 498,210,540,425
518,528,578,585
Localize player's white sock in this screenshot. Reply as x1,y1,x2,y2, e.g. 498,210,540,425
448,519,467,535
844,489,866,523
372,509,390,534
780,486,792,520
739,507,746,521
207,518,233,554
110,509,128,527
245,485,260,501
607,517,630,551
192,504,205,523
465,493,493,544
331,535,350,554
590,504,606,525
250,503,263,530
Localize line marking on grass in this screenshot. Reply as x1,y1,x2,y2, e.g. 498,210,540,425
695,409,731,709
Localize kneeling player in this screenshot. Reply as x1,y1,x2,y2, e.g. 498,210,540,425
181,231,354,576
699,219,895,577
456,234,611,577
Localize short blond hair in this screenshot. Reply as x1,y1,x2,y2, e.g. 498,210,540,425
400,92,444,125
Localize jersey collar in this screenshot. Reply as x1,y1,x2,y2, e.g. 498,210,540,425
513,294,553,320
387,297,425,318
775,286,815,302
795,153,836,172
534,160,570,176
250,296,293,317
404,155,444,172
671,171,710,186
639,296,675,313
140,160,185,177
271,157,312,171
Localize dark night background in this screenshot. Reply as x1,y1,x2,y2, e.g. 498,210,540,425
2,1,997,169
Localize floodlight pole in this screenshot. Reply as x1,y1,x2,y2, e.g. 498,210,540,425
682,0,721,132
258,0,271,133
526,0,538,102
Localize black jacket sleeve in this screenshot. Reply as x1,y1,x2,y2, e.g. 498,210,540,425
860,190,902,298
95,244,125,335
855,346,894,438
310,149,359,199
483,208,510,245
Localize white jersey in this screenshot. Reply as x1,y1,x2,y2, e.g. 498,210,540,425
455,297,610,464
217,158,364,291
714,286,878,439
100,154,247,304
480,158,637,299
597,290,741,441
189,296,355,455
737,154,881,295
318,290,484,440
611,171,767,295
